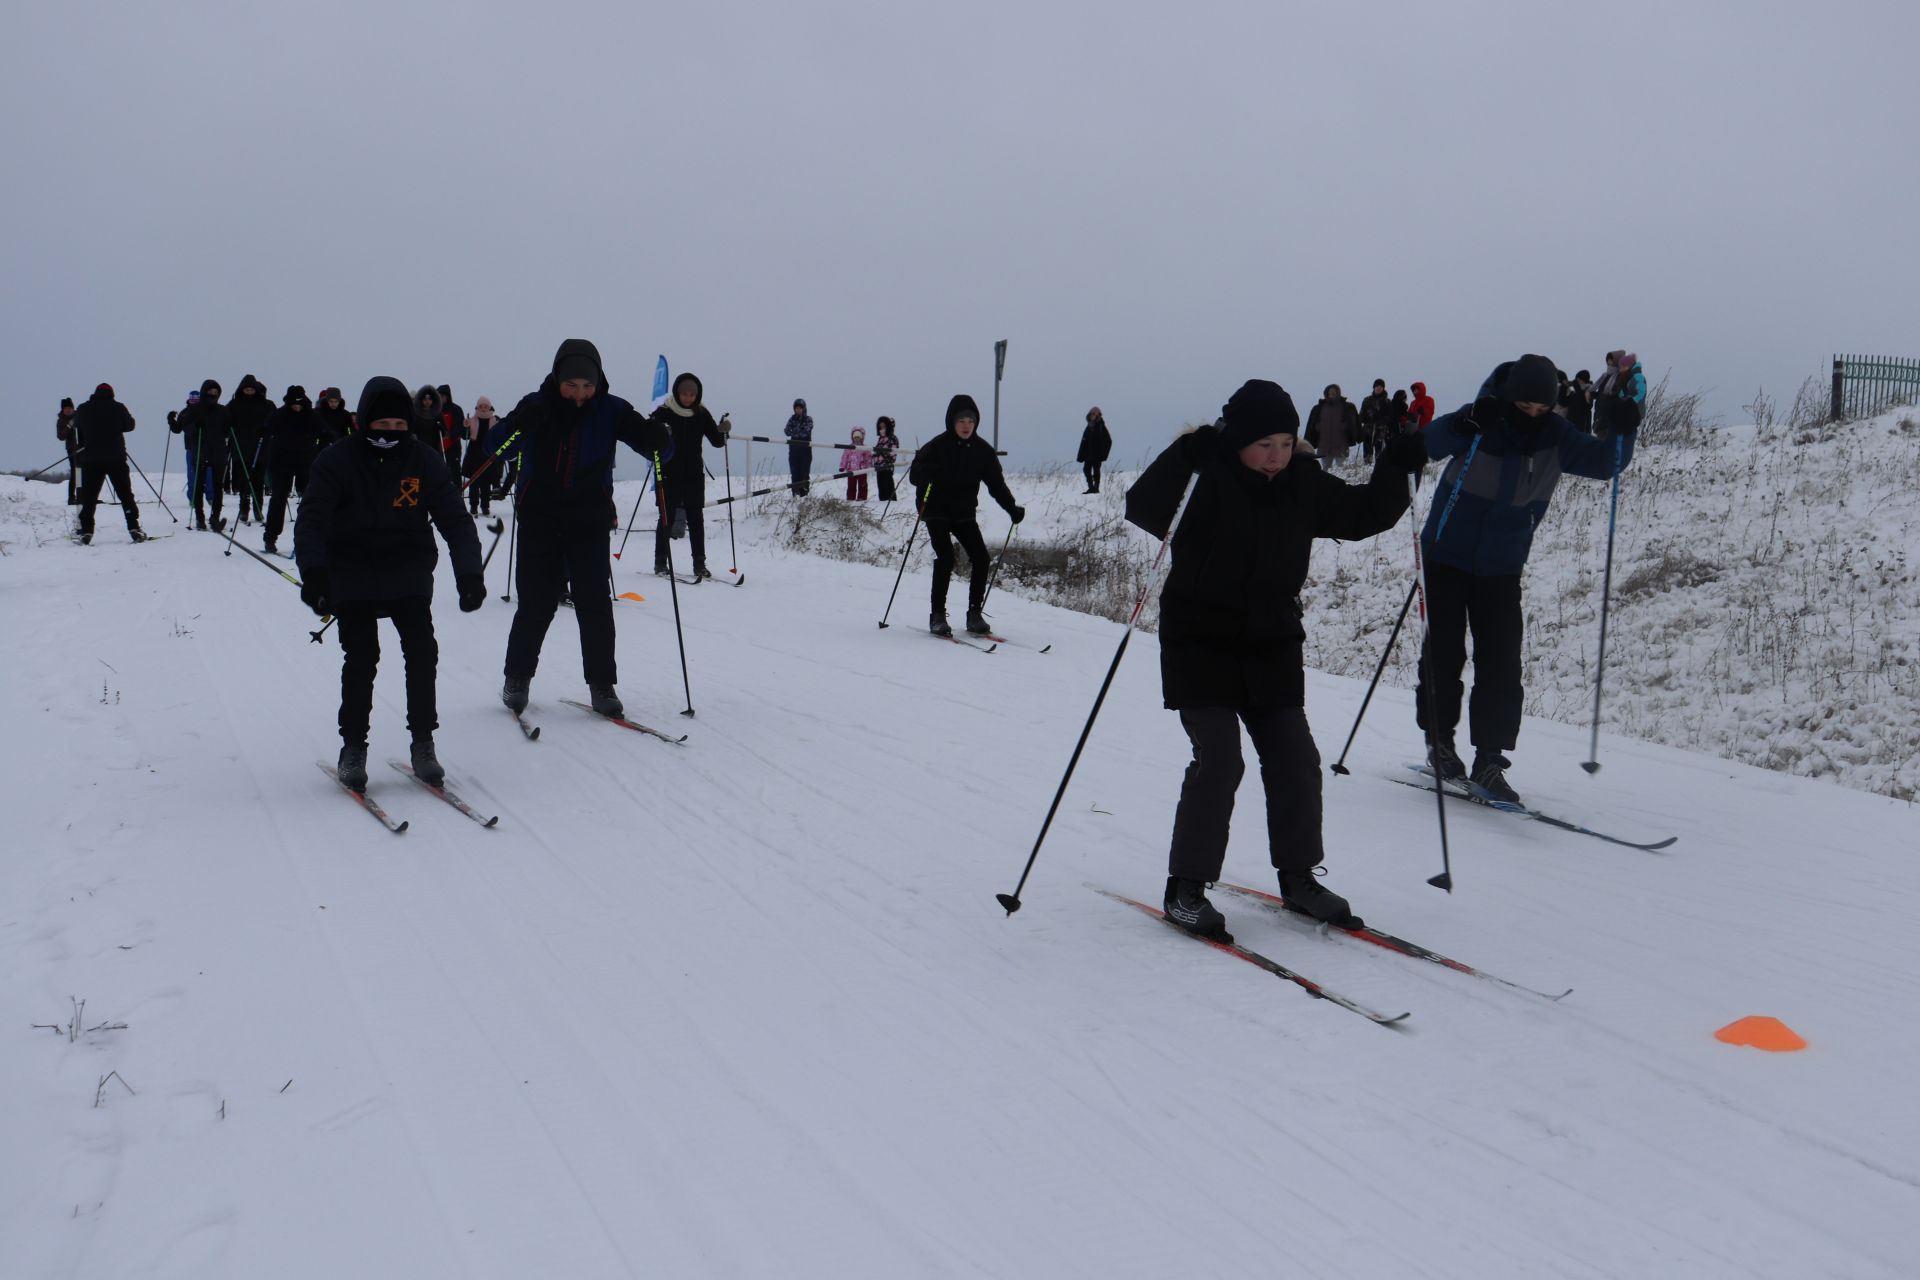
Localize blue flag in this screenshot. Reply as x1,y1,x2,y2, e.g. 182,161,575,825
648,356,670,412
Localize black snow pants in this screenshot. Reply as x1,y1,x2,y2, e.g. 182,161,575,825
925,516,989,614
1414,561,1525,755
788,442,812,495
77,461,139,537
504,516,617,686
1168,705,1324,883
263,459,311,546
336,597,438,745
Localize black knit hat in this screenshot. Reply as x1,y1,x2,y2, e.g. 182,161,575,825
945,394,982,431
357,376,416,429
1499,354,1560,406
1217,379,1300,454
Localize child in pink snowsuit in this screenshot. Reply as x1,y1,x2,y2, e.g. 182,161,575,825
841,427,873,500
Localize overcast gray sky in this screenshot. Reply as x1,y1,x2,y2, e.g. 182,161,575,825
6,0,1917,473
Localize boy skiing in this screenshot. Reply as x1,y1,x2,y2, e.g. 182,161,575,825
907,394,1024,636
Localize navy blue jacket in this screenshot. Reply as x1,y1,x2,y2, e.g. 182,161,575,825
1419,394,1634,577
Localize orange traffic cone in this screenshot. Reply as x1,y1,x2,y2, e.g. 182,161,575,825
1714,1016,1807,1052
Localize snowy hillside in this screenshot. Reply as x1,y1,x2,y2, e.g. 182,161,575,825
3,470,1918,1280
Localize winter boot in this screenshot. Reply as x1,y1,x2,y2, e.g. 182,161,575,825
1163,876,1232,943
409,735,445,788
130,528,148,544
654,562,672,577
1470,753,1522,806
1278,866,1361,929
965,608,992,636
929,611,953,637
211,515,227,533
263,539,277,555
336,742,369,792
501,676,530,713
589,684,624,718
195,514,208,531
1428,737,1466,782
693,562,712,581
78,530,92,545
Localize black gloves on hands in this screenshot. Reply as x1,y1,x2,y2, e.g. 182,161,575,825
1008,505,1026,525
457,572,486,613
300,568,330,618
1458,398,1502,436
1380,433,1430,473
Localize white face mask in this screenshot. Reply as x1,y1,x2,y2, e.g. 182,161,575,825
366,433,405,450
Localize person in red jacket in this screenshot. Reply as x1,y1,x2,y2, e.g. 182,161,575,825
1409,382,1436,430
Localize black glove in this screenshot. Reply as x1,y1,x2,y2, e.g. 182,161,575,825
1458,398,1501,436
1381,432,1430,472
1008,504,1026,525
299,568,331,618
457,571,486,613
166,410,178,428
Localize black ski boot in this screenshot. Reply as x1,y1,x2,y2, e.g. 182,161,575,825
1470,753,1521,806
263,539,277,555
654,562,671,578
1278,866,1361,929
336,742,369,792
589,684,624,718
195,514,208,531
693,563,712,581
1163,877,1232,943
1428,738,1466,782
211,515,227,533
501,676,530,713
965,608,992,636
409,735,445,787
929,611,953,637
78,530,92,545
130,528,148,543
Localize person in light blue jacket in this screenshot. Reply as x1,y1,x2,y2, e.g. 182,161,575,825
1414,353,1637,805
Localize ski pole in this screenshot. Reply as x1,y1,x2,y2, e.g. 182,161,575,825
1329,578,1417,776
977,520,1017,614
158,424,172,511
478,515,506,571
500,504,518,602
722,419,740,577
998,478,1192,916
653,450,696,716
1582,435,1627,774
1411,438,1477,894
876,487,927,628
127,455,179,524
22,452,73,483
222,427,262,556
612,467,654,560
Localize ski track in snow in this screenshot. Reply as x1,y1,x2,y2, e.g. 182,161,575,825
2,474,1918,1279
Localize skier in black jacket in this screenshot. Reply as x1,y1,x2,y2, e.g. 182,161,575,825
295,376,485,791
314,387,354,448
475,338,673,719
70,384,146,544
907,394,1024,636
260,385,322,554
650,372,729,579
1124,379,1428,939
172,379,232,531
1077,407,1112,493
226,374,273,524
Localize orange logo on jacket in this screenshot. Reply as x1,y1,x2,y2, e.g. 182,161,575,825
394,477,421,507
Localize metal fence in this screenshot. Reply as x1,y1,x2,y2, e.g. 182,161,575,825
1832,355,1920,420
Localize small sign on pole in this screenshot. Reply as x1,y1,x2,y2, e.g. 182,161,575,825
993,339,1008,450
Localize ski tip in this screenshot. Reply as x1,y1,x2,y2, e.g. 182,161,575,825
393,820,409,833
527,726,541,741
985,643,999,653
1039,644,1051,653
483,815,500,829
1645,837,1679,850
996,892,1023,915
1426,871,1454,893
1580,760,1602,775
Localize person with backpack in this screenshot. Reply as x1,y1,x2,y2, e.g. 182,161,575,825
295,376,485,792
69,384,146,544
1077,407,1113,493
475,338,673,718
907,394,1024,637
1412,354,1638,805
1123,379,1429,939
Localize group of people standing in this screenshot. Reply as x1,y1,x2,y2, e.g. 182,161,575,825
783,401,903,503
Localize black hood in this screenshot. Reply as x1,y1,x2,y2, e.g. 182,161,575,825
200,379,223,404
944,394,982,433
547,338,609,395
414,385,441,413
671,371,703,409
360,376,418,429
235,374,265,399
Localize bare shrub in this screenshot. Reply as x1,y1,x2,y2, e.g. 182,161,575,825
1614,548,1721,604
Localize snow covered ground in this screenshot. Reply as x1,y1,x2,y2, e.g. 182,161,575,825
3,465,1918,1279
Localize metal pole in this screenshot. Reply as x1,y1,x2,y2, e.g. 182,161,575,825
992,338,1008,452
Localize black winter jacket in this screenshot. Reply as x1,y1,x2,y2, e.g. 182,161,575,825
650,374,727,505
1077,417,1113,464
172,400,233,467
907,429,1016,522
261,404,324,470
227,377,274,473
71,388,135,462
1126,428,1410,710
293,434,482,604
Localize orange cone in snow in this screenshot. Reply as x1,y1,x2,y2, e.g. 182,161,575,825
1714,1016,1807,1052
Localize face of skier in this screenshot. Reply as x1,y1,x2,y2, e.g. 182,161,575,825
1238,433,1295,477
953,414,978,440
326,395,343,409
558,377,597,405
677,384,697,408
1513,401,1552,418
365,416,410,449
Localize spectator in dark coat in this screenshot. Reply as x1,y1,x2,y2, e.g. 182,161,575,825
1359,379,1393,462
872,416,900,502
650,372,729,579
412,385,447,463
1562,370,1595,433
70,384,145,543
314,388,354,448
906,394,1023,636
260,385,322,554
475,338,673,719
1124,378,1425,939
1412,354,1637,805
785,398,813,495
1303,385,1360,464
295,375,485,792
1077,407,1113,493
226,374,274,523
